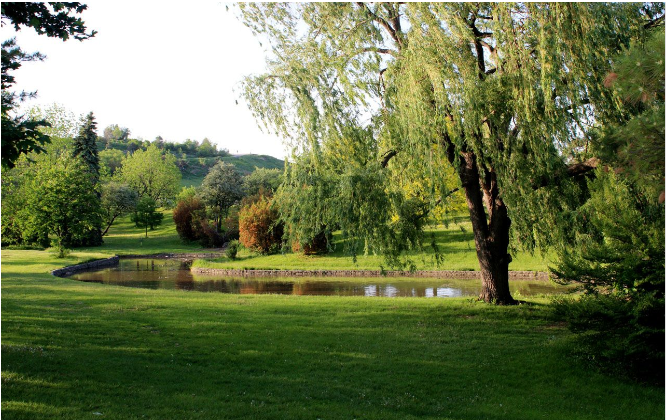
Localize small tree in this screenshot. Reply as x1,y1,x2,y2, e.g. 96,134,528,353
132,197,163,238
101,182,138,236
238,195,283,254
199,162,244,232
197,137,217,157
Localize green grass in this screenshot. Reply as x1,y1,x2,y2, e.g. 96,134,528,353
219,154,284,174
2,250,664,419
2,210,663,419
75,209,206,257
194,218,552,272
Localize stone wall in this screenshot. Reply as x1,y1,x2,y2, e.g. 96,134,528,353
191,267,550,281
51,256,120,277
119,253,222,260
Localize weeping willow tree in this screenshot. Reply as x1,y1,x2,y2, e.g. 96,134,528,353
238,3,660,304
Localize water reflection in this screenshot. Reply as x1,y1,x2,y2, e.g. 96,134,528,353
69,258,567,298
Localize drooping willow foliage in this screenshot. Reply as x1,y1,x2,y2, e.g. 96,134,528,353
238,3,659,270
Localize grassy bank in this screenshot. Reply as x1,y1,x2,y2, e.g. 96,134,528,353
194,218,552,272
2,250,664,419
76,209,205,257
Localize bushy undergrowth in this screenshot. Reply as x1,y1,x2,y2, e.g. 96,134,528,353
552,294,664,385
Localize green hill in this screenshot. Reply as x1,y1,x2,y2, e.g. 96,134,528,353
97,139,284,188
179,154,285,188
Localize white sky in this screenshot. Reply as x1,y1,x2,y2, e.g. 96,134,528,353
1,1,288,159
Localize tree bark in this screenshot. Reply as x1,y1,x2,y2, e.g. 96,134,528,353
458,152,516,305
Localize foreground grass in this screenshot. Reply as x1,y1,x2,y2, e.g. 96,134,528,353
195,218,552,272
2,251,664,419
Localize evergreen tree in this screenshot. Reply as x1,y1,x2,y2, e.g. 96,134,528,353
71,111,103,245
72,112,100,180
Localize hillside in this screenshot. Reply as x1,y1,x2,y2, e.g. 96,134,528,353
180,154,285,188
97,139,284,188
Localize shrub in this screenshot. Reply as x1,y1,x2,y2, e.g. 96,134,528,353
238,196,283,254
552,294,664,385
197,217,224,248
173,196,206,242
225,240,240,259
223,205,240,241
291,228,329,255
552,171,664,385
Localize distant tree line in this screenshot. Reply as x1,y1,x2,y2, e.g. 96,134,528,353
100,127,230,159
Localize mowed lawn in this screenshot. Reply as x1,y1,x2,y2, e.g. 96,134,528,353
1,213,664,419
194,216,552,272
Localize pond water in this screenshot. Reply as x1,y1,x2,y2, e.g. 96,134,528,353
68,258,567,298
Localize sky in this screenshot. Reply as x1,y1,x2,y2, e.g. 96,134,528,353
1,1,288,159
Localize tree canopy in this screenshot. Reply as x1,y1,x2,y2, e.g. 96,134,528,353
238,2,662,303
1,2,95,168
115,144,181,206
199,161,244,231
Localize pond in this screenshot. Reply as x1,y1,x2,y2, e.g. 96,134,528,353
68,258,568,298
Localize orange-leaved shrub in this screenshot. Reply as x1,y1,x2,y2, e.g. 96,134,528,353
238,195,283,254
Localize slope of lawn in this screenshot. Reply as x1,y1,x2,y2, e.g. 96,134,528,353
2,249,664,419
194,216,552,272
77,209,206,257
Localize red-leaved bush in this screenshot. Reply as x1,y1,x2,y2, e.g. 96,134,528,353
173,196,206,242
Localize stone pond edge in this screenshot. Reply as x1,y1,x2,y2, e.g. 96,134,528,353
191,267,550,281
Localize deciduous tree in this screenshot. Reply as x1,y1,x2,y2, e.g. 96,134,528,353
243,167,283,197
199,161,244,232
115,144,181,206
101,182,138,236
132,196,163,238
21,151,102,248
238,2,660,303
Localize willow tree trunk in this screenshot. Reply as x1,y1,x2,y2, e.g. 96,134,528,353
459,152,516,304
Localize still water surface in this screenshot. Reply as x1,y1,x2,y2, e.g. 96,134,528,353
69,258,566,298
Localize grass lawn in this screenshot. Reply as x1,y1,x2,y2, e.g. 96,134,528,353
77,209,207,257
2,250,664,419
1,211,663,419
194,217,552,272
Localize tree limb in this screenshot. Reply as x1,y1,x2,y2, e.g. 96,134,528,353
532,157,599,190
362,46,397,56
644,15,664,29
355,2,403,49
381,149,398,168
